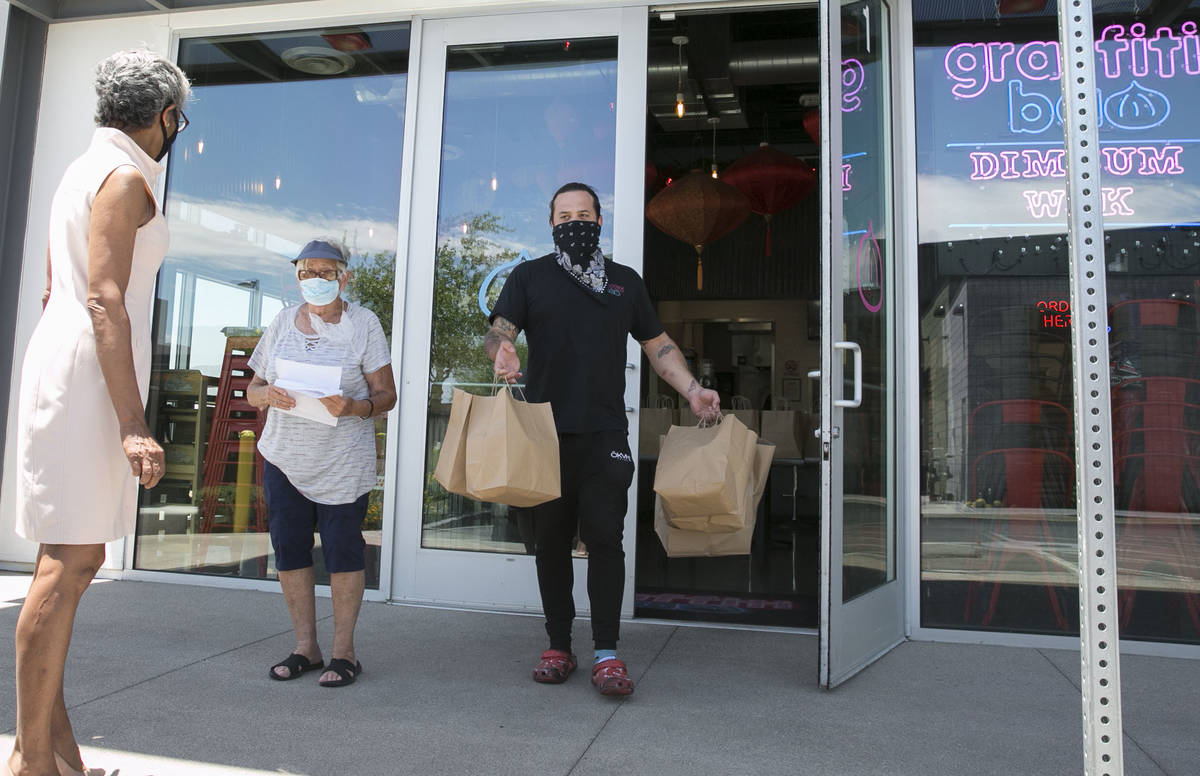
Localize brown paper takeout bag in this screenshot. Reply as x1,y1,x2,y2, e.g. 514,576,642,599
723,408,760,435
655,440,776,557
653,414,755,523
638,406,677,458
759,409,804,459
464,386,561,507
433,388,473,496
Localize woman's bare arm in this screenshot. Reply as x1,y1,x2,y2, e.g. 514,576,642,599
86,166,164,487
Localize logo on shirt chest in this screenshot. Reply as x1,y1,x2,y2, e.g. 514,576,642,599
606,284,624,297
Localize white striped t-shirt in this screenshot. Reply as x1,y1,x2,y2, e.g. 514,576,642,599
249,302,391,504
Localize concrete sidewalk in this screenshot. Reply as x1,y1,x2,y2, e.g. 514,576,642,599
0,575,1196,776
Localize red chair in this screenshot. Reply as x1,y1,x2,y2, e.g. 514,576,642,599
1109,299,1200,379
969,399,1072,459
963,447,1074,630
1110,376,1200,634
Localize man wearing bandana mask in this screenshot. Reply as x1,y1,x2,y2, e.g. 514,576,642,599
486,182,720,697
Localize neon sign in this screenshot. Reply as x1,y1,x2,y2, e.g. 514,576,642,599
842,58,865,112
968,146,1183,179
942,23,1200,134
915,19,1200,244
1036,299,1071,328
1020,187,1134,219
944,22,1200,99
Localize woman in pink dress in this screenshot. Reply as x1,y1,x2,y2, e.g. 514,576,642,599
7,50,189,776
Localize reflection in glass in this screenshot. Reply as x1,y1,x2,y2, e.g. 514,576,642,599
134,23,410,586
915,8,1200,643
840,0,894,602
421,38,618,554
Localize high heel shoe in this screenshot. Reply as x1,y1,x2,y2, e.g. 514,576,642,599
54,752,104,776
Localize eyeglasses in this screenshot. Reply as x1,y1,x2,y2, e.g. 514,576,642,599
297,269,340,281
175,108,189,133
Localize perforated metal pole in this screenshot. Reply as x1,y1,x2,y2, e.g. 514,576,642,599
1057,3,1124,774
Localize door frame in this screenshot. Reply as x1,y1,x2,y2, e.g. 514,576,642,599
818,0,908,688
389,6,649,612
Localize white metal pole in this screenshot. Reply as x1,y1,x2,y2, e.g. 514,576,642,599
1056,2,1124,773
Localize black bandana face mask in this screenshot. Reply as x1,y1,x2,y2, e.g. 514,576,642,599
154,112,180,162
552,219,602,267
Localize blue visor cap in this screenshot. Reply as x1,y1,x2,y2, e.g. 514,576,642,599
292,240,343,264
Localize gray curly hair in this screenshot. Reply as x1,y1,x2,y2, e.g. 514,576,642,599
94,50,191,130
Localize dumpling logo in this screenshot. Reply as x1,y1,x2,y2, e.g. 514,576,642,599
1104,80,1170,130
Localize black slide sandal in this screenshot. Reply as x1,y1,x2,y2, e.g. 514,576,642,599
270,653,324,681
319,658,363,687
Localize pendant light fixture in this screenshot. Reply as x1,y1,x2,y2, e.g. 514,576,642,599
708,116,720,178
672,35,688,118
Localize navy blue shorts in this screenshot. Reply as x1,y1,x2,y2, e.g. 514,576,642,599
263,460,368,574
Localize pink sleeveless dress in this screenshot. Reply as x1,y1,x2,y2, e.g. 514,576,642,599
15,128,168,544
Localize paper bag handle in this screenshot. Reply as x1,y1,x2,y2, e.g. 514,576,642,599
491,376,528,402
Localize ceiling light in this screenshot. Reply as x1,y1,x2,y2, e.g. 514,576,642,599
672,35,688,119
281,45,354,76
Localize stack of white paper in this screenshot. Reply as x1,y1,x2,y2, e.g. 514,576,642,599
272,358,342,427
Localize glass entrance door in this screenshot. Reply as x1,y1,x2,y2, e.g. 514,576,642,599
818,0,904,687
392,8,647,609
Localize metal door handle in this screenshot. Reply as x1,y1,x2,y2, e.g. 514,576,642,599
833,341,862,409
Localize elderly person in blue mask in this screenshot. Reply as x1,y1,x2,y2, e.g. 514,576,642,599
246,239,396,688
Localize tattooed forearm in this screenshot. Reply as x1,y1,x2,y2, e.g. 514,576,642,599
494,317,518,338
484,328,508,347
641,333,710,400
484,316,520,359
483,328,509,357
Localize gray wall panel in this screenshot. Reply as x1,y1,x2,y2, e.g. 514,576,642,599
0,3,47,474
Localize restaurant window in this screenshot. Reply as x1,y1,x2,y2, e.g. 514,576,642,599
915,3,1200,643
134,23,410,587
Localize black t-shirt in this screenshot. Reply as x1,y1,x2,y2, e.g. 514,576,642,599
490,253,664,434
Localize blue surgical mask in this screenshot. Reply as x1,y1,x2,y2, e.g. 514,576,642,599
299,277,340,306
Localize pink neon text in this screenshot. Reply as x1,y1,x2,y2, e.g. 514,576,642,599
944,21,1200,100
969,145,1184,180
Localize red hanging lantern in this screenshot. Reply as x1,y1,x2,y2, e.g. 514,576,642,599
802,109,820,144
645,170,750,290
321,32,372,52
721,142,816,256
997,0,1048,14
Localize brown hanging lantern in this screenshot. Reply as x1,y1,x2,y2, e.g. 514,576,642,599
721,143,816,256
645,170,750,290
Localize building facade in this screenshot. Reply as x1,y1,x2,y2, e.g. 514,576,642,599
1,0,1197,685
